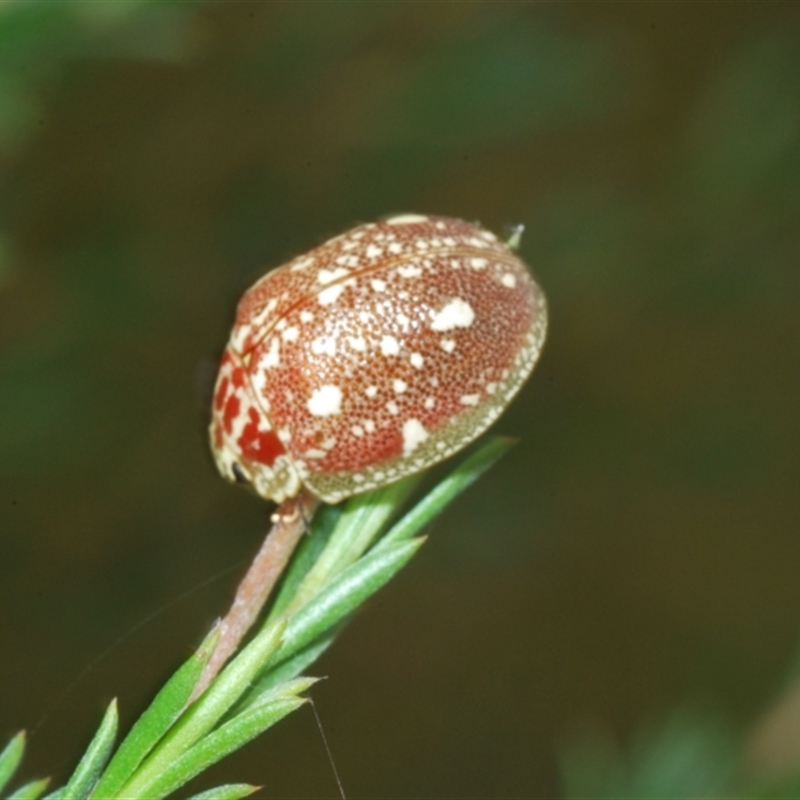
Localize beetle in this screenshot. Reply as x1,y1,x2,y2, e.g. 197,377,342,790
210,214,547,505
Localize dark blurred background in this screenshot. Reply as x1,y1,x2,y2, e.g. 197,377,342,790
1,2,800,798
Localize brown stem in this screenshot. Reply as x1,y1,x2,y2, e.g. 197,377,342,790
192,488,320,701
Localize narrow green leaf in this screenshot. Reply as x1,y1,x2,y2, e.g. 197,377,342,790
244,627,340,703
278,538,425,663
132,698,303,800
40,789,64,800
0,732,26,795
6,778,50,800
92,629,218,800
185,784,259,800
267,502,343,622
229,675,318,720
283,475,423,616
376,436,515,550
245,676,318,708
117,619,286,800
62,699,118,800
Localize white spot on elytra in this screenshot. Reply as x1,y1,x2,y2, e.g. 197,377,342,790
460,394,480,406
359,311,371,324
393,379,407,393
486,382,498,394
470,257,488,269
263,338,280,368
231,323,252,351
365,386,378,398
351,424,364,437
311,336,337,356
348,336,366,351
318,267,349,285
282,326,299,341
353,473,365,483
307,385,342,417
364,419,376,433
410,352,424,368
278,428,292,443
431,298,475,331
380,335,400,355
424,396,435,409
501,273,517,288
386,400,400,415
251,370,266,393
300,310,314,323
387,214,428,225
388,242,403,254
398,265,423,278
402,418,428,455
440,339,456,353
371,279,387,292
397,313,411,328
366,244,383,259
318,284,346,305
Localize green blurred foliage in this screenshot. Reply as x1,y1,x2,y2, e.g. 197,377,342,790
1,2,799,798
560,712,738,799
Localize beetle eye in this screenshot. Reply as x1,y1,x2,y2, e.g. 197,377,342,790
232,462,249,484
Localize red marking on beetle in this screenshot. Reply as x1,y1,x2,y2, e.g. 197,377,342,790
239,408,285,466
214,376,229,412
231,366,245,389
222,394,240,435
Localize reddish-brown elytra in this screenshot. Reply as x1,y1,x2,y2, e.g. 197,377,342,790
210,214,547,504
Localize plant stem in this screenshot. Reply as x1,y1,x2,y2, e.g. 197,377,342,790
193,490,319,700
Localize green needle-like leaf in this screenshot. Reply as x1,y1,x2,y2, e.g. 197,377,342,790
185,784,260,800
376,436,515,550
240,676,317,710
0,732,26,795
244,628,340,703
277,537,425,664
267,502,343,621
130,697,304,800
281,475,423,616
92,629,218,799
228,671,319,720
117,619,286,800
62,699,118,800
6,778,50,800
